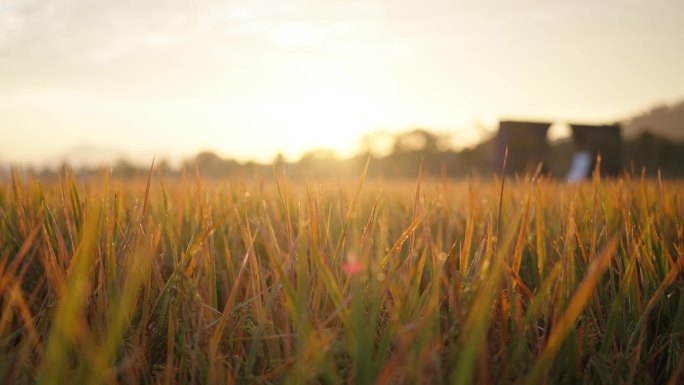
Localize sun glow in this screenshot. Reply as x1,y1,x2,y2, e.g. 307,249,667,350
249,68,387,159
1,1,683,166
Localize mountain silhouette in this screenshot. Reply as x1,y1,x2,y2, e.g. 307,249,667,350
623,100,684,140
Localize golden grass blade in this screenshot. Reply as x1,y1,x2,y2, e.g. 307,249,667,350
535,181,545,278
407,158,423,266
525,237,618,385
511,192,531,277
628,265,680,347
141,156,155,227
37,203,102,384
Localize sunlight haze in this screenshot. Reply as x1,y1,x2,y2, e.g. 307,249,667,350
1,0,683,165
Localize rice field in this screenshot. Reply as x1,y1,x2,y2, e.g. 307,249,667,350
0,164,683,384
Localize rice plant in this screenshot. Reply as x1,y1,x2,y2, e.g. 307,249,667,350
0,164,682,384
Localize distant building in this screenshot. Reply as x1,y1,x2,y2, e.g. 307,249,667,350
497,120,551,175
495,120,623,178
569,124,622,177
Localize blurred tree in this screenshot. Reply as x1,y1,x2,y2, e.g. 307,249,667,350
273,153,287,167
193,151,240,177
359,131,394,157
392,129,447,154
114,158,139,178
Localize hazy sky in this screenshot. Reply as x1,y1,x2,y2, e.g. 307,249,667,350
1,0,683,165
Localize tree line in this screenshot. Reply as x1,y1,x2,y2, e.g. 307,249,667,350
9,128,684,180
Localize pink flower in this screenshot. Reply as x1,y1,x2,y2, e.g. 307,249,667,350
343,252,364,276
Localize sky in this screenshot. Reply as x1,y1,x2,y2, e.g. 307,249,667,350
1,0,683,166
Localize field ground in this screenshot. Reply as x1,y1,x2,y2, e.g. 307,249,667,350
0,167,683,384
